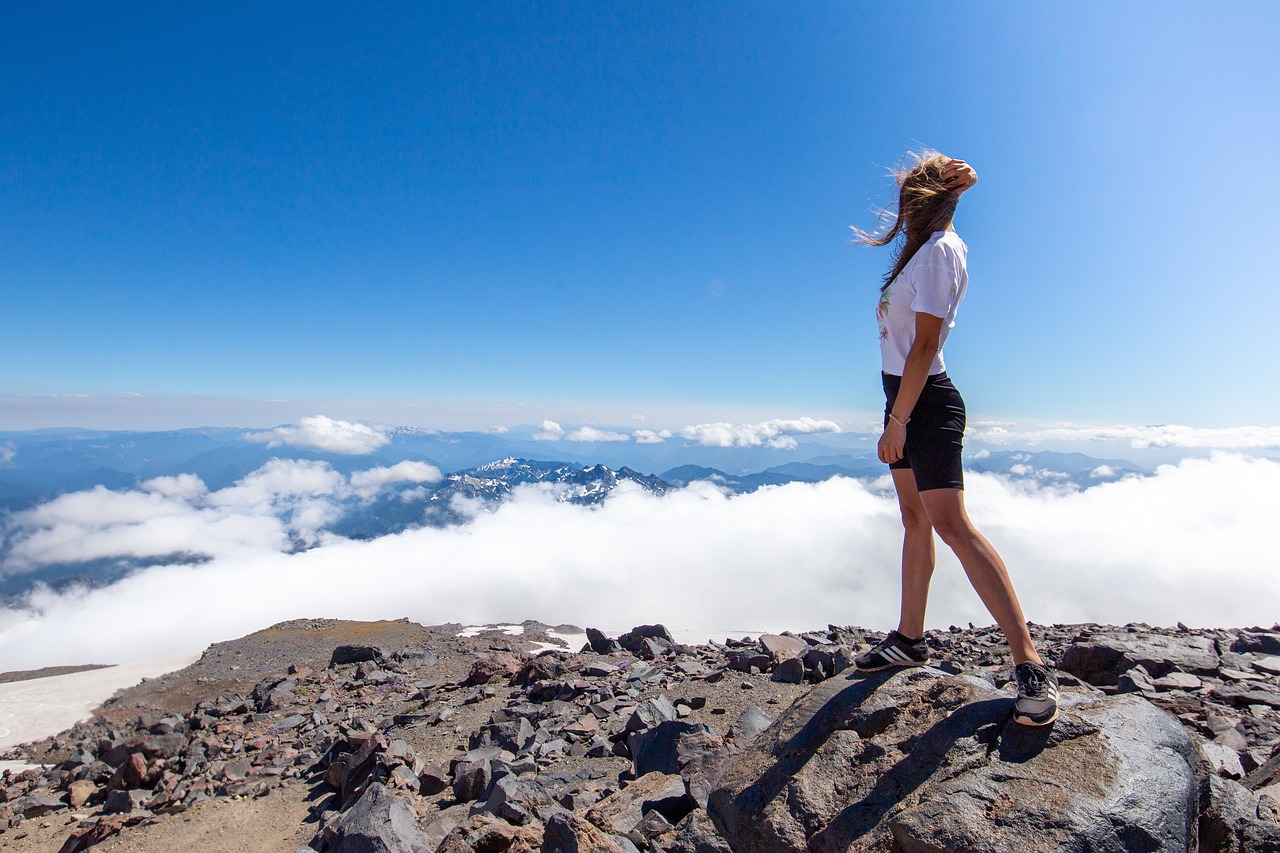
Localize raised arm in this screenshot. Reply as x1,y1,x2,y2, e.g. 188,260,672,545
942,159,978,195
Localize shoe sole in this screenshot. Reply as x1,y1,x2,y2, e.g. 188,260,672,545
1014,708,1059,726
854,659,929,673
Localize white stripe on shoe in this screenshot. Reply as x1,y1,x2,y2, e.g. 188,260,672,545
881,646,915,664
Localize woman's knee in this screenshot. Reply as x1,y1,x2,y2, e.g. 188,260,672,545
930,516,974,547
900,506,932,533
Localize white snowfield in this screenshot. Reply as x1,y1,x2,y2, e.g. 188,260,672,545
0,651,201,764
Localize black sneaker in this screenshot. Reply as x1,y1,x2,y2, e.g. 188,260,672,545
854,630,930,672
1014,661,1060,726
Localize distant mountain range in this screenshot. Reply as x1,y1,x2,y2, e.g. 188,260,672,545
0,427,1149,604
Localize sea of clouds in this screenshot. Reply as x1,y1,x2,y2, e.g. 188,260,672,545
1,452,1277,670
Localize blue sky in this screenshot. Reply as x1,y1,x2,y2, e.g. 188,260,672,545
3,2,1278,431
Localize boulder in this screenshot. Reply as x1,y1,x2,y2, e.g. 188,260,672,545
330,783,432,852
664,811,734,853
625,696,677,733
585,771,690,835
68,779,98,808
708,668,1200,852
729,706,775,745
586,628,624,655
1199,774,1280,852
543,811,625,853
1061,631,1220,685
628,721,716,776
1232,633,1280,656
463,652,526,686
770,657,805,684
760,634,808,658
330,645,386,666
617,625,676,655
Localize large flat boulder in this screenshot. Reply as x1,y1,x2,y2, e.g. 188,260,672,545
708,668,1199,852
1061,631,1220,685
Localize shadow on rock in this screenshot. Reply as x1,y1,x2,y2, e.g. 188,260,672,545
708,667,1199,853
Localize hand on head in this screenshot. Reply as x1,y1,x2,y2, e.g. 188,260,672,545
941,159,978,195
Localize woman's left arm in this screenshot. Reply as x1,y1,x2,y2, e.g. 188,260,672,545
877,312,945,464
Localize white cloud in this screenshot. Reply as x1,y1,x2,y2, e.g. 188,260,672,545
349,461,443,499
634,429,672,445
3,454,1278,670
485,425,510,434
1090,465,1117,478
533,420,566,441
0,442,14,465
680,417,842,449
244,415,390,455
566,426,630,443
970,423,1280,450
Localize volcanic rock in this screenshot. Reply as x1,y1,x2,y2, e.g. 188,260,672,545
329,783,431,852
708,667,1200,852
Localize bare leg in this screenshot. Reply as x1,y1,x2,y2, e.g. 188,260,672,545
918,487,1043,666
891,469,935,640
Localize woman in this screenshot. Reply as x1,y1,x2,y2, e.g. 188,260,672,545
850,151,1058,726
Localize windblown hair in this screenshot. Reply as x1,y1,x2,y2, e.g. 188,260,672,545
851,150,959,290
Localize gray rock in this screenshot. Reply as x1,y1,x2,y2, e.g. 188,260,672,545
729,706,775,745
587,628,624,655
478,774,560,826
102,788,150,815
1062,631,1220,685
1199,774,1280,853
628,720,715,777
1255,656,1280,676
16,792,65,818
1118,665,1156,693
708,668,1199,852
770,657,804,684
585,772,689,835
1203,740,1247,779
418,763,450,795
1232,633,1280,656
625,695,677,733
665,811,734,853
330,783,431,852
452,758,494,803
330,644,386,666
544,811,625,853
617,624,676,655
760,634,808,658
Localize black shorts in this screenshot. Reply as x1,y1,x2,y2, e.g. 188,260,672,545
882,371,966,492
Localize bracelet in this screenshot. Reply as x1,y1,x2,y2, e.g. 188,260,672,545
888,413,910,428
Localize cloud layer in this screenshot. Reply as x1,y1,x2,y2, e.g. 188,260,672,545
680,417,842,449
970,423,1280,449
2,454,1277,670
244,415,391,454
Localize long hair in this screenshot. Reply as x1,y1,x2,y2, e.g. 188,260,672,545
851,150,959,290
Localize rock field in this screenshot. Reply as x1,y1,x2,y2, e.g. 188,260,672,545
2,618,1279,852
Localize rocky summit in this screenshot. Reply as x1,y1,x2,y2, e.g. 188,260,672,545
2,619,1279,852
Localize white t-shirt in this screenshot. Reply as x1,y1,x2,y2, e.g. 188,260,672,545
876,230,968,376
